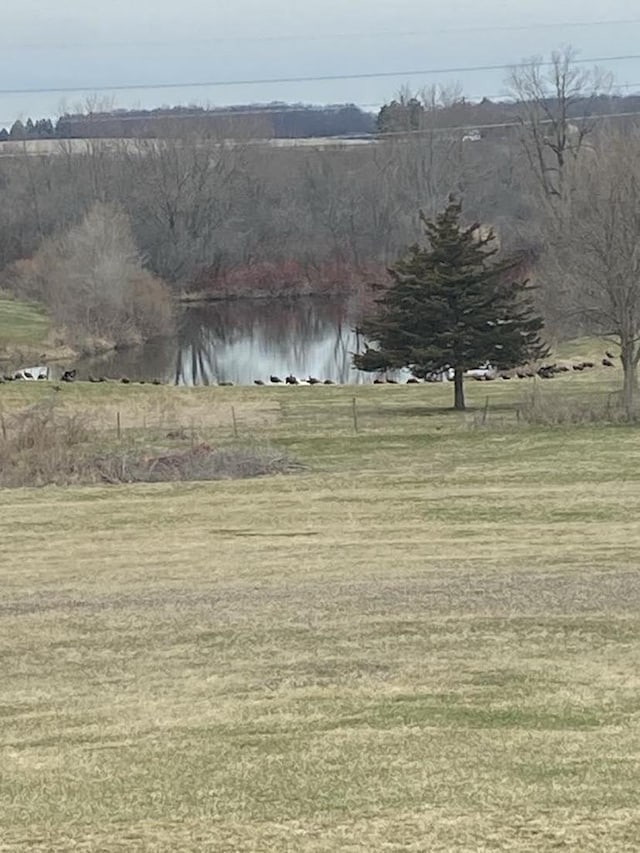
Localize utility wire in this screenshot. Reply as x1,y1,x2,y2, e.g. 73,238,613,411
3,109,640,142
7,18,640,52
4,17,640,49
20,85,639,126
3,85,640,128
1,53,640,97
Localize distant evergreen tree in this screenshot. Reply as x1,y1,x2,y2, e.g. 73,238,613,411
376,98,425,133
354,199,548,410
34,118,55,138
25,118,35,137
9,119,25,139
0,128,8,142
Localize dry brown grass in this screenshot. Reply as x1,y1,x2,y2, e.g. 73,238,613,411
0,399,296,487
2,356,640,850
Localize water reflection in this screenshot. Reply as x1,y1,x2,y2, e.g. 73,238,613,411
80,296,385,386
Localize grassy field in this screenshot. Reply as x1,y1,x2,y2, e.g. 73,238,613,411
0,296,50,349
2,357,640,851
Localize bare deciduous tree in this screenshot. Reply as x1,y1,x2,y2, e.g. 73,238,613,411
555,131,640,413
9,202,173,348
508,46,612,214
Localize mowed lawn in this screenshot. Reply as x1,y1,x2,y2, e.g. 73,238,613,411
2,361,640,851
0,297,50,349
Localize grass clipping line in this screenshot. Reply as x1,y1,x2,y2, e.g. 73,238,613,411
0,399,302,487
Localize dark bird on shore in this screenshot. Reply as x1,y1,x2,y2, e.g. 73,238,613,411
538,365,556,379
555,365,570,372
603,358,614,367
37,371,48,380
121,377,131,384
500,374,512,380
285,374,299,385
270,375,282,383
406,377,420,384
23,371,33,379
516,371,527,379
254,379,265,385
386,378,398,384
139,380,146,385
606,351,615,359
373,378,386,384
582,361,594,369
573,364,584,371
219,381,234,386
61,369,76,382
308,377,320,385
323,379,335,385
151,379,161,385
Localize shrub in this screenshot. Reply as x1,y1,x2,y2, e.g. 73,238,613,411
0,402,301,488
5,203,174,348
96,443,303,484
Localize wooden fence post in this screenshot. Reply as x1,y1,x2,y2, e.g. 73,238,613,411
352,397,359,434
481,396,490,425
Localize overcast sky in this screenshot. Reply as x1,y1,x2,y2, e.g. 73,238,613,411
1,0,640,126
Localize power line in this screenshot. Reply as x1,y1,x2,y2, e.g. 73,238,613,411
5,18,640,49
2,53,640,97
376,109,640,139
3,84,640,128
3,109,640,143
7,83,635,126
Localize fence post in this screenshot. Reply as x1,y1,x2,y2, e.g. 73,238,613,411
116,411,121,439
231,406,239,439
481,395,490,425
0,413,6,441
352,396,359,434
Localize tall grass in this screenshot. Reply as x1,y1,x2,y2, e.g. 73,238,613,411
0,399,299,487
518,385,633,425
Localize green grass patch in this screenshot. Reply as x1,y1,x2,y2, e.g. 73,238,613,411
0,295,50,348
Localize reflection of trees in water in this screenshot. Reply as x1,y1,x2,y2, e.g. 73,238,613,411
78,297,377,385
80,339,178,383
175,319,222,386
176,297,369,385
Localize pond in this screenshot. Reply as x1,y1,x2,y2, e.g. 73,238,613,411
78,296,398,386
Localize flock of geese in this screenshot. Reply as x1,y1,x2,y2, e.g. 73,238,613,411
254,374,336,386
2,354,617,387
251,355,617,386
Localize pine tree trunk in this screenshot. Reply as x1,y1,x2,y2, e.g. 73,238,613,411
453,366,465,410
621,341,637,418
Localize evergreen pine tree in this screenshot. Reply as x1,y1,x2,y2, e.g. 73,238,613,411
9,120,25,139
354,199,549,410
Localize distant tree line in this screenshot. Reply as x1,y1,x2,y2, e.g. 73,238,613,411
4,90,638,143
0,104,375,142
375,91,639,134
0,118,55,141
